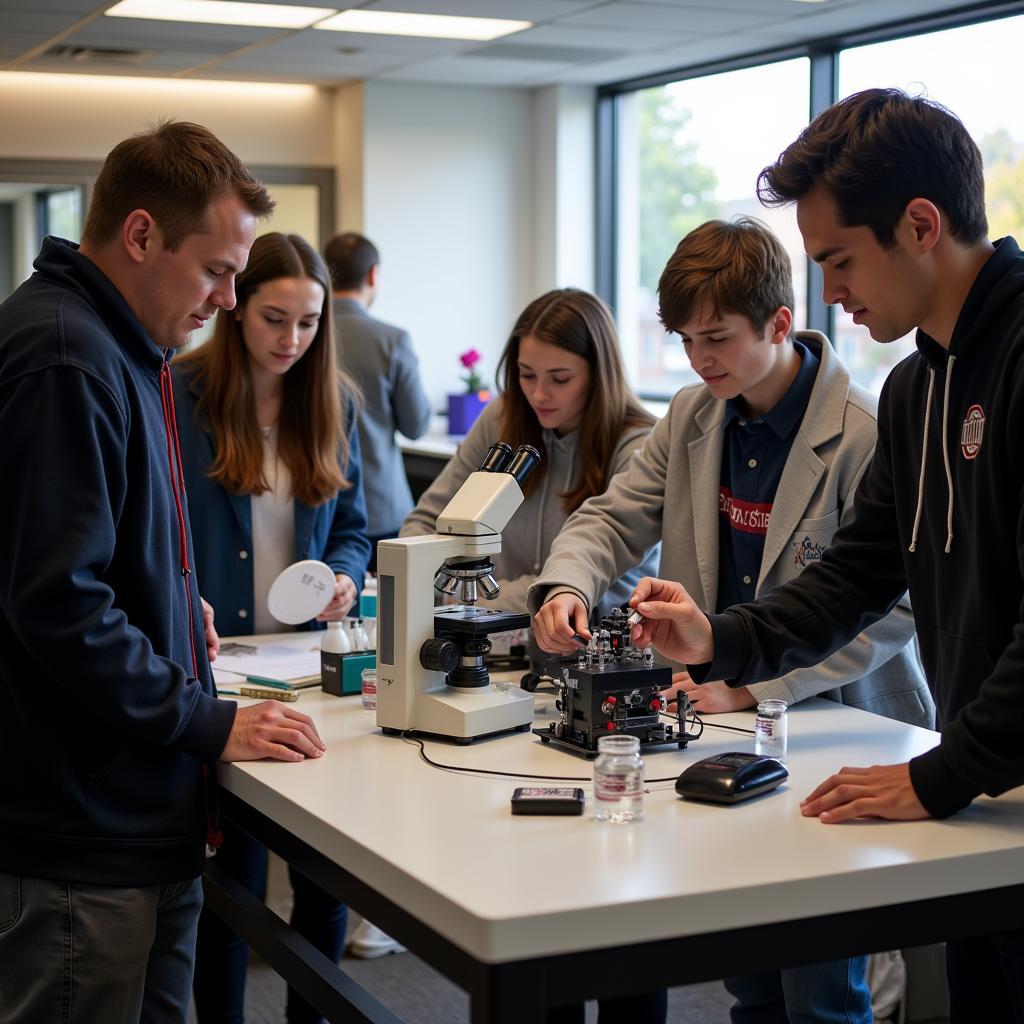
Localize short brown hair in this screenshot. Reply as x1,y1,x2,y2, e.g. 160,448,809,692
82,120,274,251
757,88,987,247
324,232,379,291
657,217,794,334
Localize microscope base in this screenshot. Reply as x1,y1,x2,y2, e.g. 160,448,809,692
383,683,535,743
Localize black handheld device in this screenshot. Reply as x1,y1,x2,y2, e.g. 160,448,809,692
675,752,788,804
511,787,585,815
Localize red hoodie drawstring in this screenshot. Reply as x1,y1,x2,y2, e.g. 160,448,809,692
159,360,223,855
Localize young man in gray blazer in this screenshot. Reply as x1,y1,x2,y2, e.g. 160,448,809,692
325,232,431,568
531,217,932,1024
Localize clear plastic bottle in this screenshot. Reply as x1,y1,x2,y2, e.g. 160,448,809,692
593,734,644,823
361,667,377,710
754,699,788,761
364,617,376,651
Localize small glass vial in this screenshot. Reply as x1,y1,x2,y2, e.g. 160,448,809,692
360,668,377,710
754,699,788,761
593,734,644,823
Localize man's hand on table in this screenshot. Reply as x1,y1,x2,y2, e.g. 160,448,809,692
801,762,929,823
220,703,326,763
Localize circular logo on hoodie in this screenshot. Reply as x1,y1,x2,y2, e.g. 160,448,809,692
960,404,985,460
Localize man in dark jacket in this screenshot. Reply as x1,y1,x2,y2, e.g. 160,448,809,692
0,121,327,1022
616,89,1024,1022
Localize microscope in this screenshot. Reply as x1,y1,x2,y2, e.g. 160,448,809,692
375,442,540,743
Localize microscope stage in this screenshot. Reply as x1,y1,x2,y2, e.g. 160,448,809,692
433,606,530,636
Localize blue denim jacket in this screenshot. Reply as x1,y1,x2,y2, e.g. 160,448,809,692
172,364,371,637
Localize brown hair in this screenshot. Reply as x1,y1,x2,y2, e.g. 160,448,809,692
175,232,358,506
324,232,379,291
82,120,274,251
757,88,987,247
658,217,795,334
495,288,654,514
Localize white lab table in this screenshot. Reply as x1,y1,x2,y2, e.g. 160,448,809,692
209,669,1024,1023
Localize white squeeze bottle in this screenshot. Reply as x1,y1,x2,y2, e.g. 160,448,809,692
354,618,369,651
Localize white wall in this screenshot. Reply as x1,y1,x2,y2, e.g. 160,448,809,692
360,80,537,408
0,72,334,165
0,71,599,409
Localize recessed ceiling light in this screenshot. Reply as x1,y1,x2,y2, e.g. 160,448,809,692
786,0,829,4
313,10,531,41
105,0,335,30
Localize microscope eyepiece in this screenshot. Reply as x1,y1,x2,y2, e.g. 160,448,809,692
478,441,513,473
506,445,541,486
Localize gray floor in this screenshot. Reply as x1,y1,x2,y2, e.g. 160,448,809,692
233,948,736,1024
187,852,736,1023
188,855,947,1024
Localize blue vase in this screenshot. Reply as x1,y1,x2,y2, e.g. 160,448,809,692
447,392,488,435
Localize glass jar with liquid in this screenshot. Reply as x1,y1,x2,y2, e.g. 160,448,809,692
754,699,788,761
593,734,644,823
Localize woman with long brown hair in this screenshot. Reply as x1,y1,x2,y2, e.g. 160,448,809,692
173,231,370,1024
402,287,660,628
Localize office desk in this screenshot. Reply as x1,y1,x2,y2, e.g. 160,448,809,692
209,681,1024,1023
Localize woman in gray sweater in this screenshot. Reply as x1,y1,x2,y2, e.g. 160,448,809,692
401,287,660,632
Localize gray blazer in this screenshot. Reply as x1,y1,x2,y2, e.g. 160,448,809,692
333,297,432,537
529,332,934,728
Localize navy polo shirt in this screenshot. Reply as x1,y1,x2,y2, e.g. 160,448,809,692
716,340,819,613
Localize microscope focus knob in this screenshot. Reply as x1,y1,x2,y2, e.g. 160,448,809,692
420,638,460,674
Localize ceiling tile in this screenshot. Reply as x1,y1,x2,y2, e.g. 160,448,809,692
0,0,106,11
70,17,280,47
506,22,688,51
379,52,574,85
556,2,776,34
365,0,599,20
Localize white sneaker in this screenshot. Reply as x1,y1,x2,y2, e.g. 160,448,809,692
348,919,406,959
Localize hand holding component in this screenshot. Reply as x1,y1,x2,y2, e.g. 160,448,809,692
317,574,359,622
533,592,592,653
628,576,714,664
800,762,928,823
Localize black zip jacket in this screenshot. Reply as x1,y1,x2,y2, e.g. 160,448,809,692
0,238,236,884
703,237,1024,818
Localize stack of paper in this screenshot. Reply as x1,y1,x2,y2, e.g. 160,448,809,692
212,636,323,691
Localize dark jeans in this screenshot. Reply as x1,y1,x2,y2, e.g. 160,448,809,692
947,927,1024,1024
192,823,347,1024
0,870,202,1024
724,956,871,1024
546,990,668,1024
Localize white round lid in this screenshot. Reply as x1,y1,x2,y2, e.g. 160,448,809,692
267,559,335,624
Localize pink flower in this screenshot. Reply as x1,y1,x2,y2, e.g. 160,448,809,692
459,348,482,369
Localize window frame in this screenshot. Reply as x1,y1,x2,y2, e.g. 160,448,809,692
595,0,1024,398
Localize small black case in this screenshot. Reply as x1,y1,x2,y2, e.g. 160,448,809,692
675,752,788,804
511,786,585,815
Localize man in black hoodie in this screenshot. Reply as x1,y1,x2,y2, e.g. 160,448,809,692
0,122,327,1022
620,89,1024,1021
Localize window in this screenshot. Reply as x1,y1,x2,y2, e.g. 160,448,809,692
835,13,1024,391
615,59,810,399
